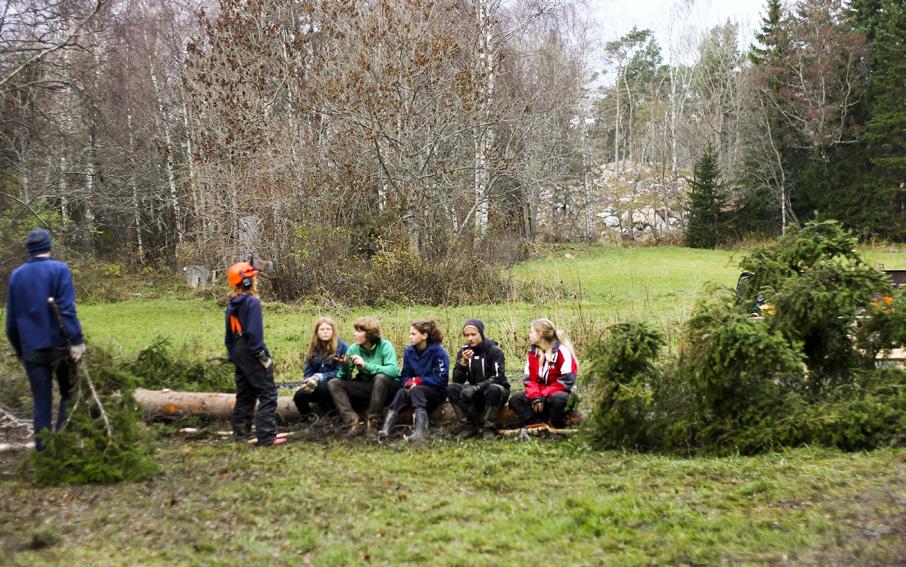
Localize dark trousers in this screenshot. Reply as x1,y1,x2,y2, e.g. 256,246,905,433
509,391,570,428
447,382,509,427
292,380,335,415
389,384,446,413
24,347,74,451
327,374,398,424
229,339,278,446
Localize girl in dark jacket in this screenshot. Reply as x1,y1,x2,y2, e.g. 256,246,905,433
293,316,348,418
378,320,449,444
225,261,284,447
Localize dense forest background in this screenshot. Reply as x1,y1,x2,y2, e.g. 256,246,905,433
1,0,903,300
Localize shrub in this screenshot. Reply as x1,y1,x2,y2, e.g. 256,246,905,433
126,337,234,392
265,222,516,306
31,348,158,485
585,221,905,455
677,289,808,453
584,322,668,450
806,367,906,450
741,220,892,388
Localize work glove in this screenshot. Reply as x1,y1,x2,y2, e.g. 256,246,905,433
404,377,422,390
531,398,544,414
461,384,478,402
301,376,319,394
70,343,85,363
260,356,273,370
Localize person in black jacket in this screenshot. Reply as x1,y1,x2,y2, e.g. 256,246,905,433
224,261,284,447
446,319,509,438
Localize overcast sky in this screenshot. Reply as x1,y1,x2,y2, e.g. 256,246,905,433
587,0,768,78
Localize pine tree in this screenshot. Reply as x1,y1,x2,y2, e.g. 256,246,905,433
749,0,784,65
685,145,723,249
861,0,906,239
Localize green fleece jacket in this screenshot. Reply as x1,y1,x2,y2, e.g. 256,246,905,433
337,338,400,382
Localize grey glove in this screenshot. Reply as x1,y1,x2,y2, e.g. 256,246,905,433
301,376,319,394
260,356,273,370
461,384,478,402
69,343,85,363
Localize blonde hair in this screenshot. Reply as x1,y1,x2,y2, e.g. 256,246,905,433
531,318,575,357
308,316,339,359
353,316,382,344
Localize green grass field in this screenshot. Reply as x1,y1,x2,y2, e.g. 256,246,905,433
2,243,905,565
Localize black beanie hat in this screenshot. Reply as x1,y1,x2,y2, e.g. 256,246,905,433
25,228,52,256
463,318,485,339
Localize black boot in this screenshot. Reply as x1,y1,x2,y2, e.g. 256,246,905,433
450,402,479,438
377,410,398,442
481,405,500,440
407,408,429,446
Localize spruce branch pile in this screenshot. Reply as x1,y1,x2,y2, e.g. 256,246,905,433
31,349,157,485
585,220,906,454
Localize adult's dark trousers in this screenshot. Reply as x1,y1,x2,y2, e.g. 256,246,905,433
229,338,278,446
292,380,335,415
509,391,570,428
24,347,74,452
389,384,446,413
327,374,397,424
447,382,509,425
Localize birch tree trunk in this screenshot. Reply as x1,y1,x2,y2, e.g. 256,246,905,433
127,111,145,263
147,34,184,244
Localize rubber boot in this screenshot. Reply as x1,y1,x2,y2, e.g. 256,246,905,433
407,408,430,446
481,405,500,440
450,402,479,438
377,410,398,442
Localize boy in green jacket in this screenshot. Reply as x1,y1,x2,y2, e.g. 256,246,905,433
329,316,400,437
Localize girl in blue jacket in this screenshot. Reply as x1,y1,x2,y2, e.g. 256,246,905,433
293,316,348,418
378,320,449,444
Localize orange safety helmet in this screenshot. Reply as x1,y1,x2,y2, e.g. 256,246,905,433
227,261,259,288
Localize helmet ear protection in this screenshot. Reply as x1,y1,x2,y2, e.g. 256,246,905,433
227,257,273,288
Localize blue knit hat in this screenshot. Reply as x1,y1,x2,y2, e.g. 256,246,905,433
25,228,52,256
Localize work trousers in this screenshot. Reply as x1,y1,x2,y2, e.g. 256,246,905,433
508,391,570,428
389,384,446,413
24,346,74,451
229,338,278,446
447,382,509,428
292,380,335,416
327,374,397,424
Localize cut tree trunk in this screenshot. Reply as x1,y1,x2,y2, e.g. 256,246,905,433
133,388,583,430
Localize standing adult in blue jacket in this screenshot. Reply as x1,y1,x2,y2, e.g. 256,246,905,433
5,228,85,451
224,261,284,447
293,316,348,418
378,320,449,444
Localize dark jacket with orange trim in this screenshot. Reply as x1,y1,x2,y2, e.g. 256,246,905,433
224,294,266,357
522,341,577,401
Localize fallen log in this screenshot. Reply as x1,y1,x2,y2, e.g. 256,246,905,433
133,388,584,430
134,388,300,421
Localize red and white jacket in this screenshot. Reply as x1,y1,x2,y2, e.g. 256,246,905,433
523,341,578,401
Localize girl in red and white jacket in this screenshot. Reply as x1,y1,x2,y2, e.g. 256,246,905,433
509,319,578,428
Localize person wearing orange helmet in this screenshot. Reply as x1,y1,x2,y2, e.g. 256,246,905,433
224,261,285,447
